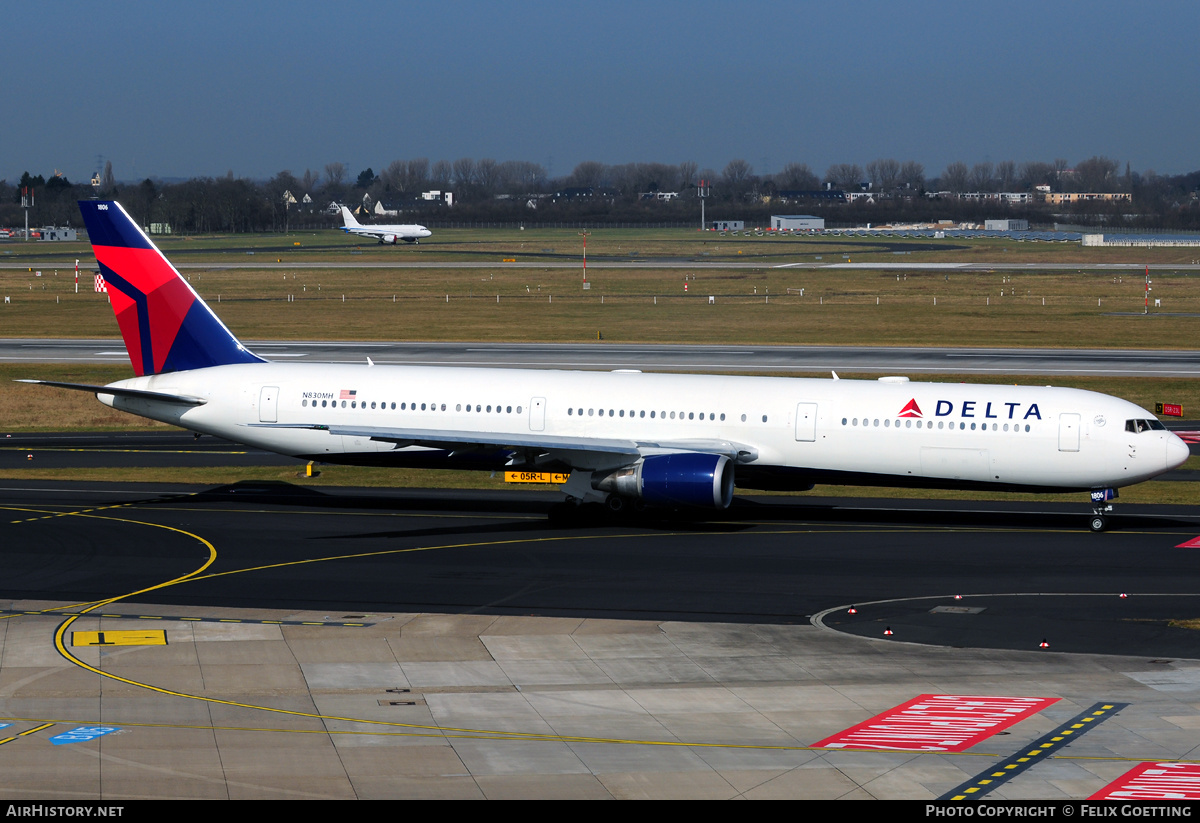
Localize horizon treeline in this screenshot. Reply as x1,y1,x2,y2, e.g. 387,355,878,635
4,156,1199,233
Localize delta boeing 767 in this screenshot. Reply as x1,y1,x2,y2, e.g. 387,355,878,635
22,201,1190,531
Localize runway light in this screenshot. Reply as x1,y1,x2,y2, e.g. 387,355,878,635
26,454,32,460
954,594,962,600
847,606,857,614
1119,593,1128,599
1039,639,1049,649
884,627,893,636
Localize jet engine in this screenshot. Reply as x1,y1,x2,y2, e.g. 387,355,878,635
381,234,397,244
593,453,734,509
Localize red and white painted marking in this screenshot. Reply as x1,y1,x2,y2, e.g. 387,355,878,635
1176,536,1200,549
812,694,1059,752
1174,431,1200,444
1091,762,1200,800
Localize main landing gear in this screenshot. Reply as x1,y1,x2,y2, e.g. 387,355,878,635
1089,488,1117,532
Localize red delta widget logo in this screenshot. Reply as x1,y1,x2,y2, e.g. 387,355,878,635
899,398,1043,421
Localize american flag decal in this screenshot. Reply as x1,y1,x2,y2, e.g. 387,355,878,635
94,273,107,293
339,389,357,400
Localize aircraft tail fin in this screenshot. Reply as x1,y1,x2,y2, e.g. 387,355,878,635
340,206,361,228
78,200,265,376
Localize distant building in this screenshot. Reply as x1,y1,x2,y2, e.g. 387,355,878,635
639,191,680,201
984,219,1029,231
1042,192,1131,204
553,187,620,203
960,192,1035,204
421,190,453,207
772,215,825,231
774,189,847,203
37,227,77,241
710,220,744,231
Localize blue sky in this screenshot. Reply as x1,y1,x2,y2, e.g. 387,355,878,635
4,0,1197,184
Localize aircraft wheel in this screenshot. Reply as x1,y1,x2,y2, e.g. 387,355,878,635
1089,515,1107,533
605,495,626,513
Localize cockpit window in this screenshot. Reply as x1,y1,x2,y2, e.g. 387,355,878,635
1125,419,1166,433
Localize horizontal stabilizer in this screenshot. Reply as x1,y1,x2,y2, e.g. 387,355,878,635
16,379,207,406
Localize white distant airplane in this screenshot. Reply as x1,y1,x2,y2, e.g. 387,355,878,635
27,201,1191,532
339,206,430,244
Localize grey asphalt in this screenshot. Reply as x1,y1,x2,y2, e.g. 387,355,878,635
1,480,1199,800
5,338,1200,377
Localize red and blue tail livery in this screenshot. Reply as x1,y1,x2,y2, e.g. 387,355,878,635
78,200,263,376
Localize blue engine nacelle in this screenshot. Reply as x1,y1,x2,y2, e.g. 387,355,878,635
593,453,734,509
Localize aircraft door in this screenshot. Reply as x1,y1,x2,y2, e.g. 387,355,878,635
1058,413,1080,452
794,403,817,441
259,386,279,423
529,397,546,431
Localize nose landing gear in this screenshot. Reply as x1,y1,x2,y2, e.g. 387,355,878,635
1089,488,1117,532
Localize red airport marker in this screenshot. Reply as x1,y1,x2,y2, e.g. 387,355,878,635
847,606,857,614
1039,639,1049,649
884,627,893,636
1119,593,1128,599
954,594,962,600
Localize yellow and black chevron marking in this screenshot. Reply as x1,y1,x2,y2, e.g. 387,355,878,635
72,630,167,646
941,702,1128,800
0,723,54,747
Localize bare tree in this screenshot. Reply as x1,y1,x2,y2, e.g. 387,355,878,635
775,162,819,191
995,160,1017,191
568,161,606,188
323,161,346,188
968,161,994,191
677,160,698,188
1018,161,1053,190
1052,158,1070,189
379,160,405,191
405,158,430,192
496,160,547,192
899,160,925,191
101,160,115,191
866,158,901,192
475,158,499,196
452,158,476,189
431,160,453,188
721,159,756,199
824,163,864,191
940,161,969,192
1074,155,1120,192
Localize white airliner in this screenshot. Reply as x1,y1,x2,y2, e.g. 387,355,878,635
27,201,1190,532
339,206,430,244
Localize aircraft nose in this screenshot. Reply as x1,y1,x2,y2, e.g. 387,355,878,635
1166,433,1190,470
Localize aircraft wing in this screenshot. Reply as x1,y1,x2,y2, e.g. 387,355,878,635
246,423,757,470
343,226,385,239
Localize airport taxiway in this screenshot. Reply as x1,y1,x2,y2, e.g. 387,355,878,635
5,339,1200,377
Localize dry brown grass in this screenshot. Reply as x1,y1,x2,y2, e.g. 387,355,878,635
4,264,1200,348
